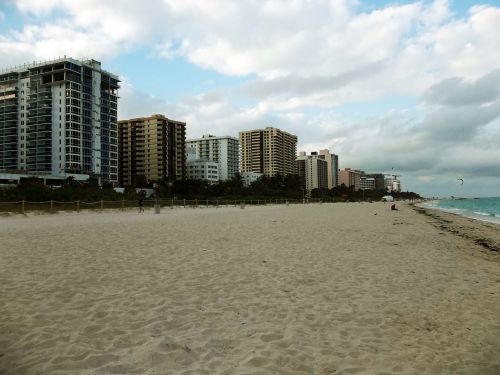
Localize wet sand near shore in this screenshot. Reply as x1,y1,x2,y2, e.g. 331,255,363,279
1,203,499,374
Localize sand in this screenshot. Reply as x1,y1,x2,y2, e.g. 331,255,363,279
1,202,499,375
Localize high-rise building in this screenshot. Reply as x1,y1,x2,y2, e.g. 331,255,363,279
186,134,239,181
339,168,361,191
0,57,119,184
239,127,297,177
319,149,339,189
296,151,328,191
118,114,186,186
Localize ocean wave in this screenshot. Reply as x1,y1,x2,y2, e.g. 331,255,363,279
473,211,496,217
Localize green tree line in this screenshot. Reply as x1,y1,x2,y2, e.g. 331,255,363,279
0,174,421,202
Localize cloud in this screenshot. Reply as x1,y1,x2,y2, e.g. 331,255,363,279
424,69,500,106
2,0,500,196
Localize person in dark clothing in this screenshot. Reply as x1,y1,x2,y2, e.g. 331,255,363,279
138,197,145,213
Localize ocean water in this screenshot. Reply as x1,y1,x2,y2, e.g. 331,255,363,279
423,197,500,224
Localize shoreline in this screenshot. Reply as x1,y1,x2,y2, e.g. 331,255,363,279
418,199,500,226
412,203,500,252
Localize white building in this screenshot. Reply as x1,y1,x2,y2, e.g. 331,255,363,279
0,57,119,184
186,160,219,184
296,152,329,192
186,134,239,181
240,171,263,187
319,149,339,188
385,177,402,193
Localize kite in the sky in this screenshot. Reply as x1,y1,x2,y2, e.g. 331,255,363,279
457,177,464,185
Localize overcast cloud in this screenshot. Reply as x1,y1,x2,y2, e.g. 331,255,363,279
1,0,499,196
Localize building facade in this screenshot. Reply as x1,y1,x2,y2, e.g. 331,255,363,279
186,134,239,181
0,57,119,184
239,127,297,178
118,114,186,186
360,176,376,190
360,173,385,190
339,168,361,191
319,149,339,189
186,160,219,183
384,176,402,193
296,151,328,192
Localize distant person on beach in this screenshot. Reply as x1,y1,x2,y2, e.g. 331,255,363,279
391,203,397,211
138,197,145,213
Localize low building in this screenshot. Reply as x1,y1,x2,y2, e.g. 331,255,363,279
186,160,219,184
360,177,376,190
241,171,263,187
0,171,89,186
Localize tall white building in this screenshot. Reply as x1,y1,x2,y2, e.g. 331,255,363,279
186,134,239,181
319,149,339,188
0,57,119,184
296,152,328,192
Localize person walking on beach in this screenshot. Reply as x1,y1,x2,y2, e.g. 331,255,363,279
138,196,145,213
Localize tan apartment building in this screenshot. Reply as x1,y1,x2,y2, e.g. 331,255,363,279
118,114,186,186
339,168,361,191
239,127,297,177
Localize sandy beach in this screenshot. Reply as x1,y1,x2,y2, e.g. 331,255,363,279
1,202,499,375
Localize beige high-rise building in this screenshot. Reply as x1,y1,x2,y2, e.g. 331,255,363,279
118,114,186,186
239,127,297,177
339,168,361,191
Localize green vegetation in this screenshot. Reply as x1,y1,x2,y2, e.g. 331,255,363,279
0,174,421,203
0,177,135,202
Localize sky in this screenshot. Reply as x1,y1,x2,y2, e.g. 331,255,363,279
1,0,500,197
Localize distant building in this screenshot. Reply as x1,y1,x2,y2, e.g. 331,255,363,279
360,177,376,190
362,173,385,190
385,176,402,193
0,57,119,184
118,114,186,186
239,127,297,178
241,171,263,187
186,134,239,181
360,173,385,191
339,168,361,191
296,151,328,192
318,149,339,188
